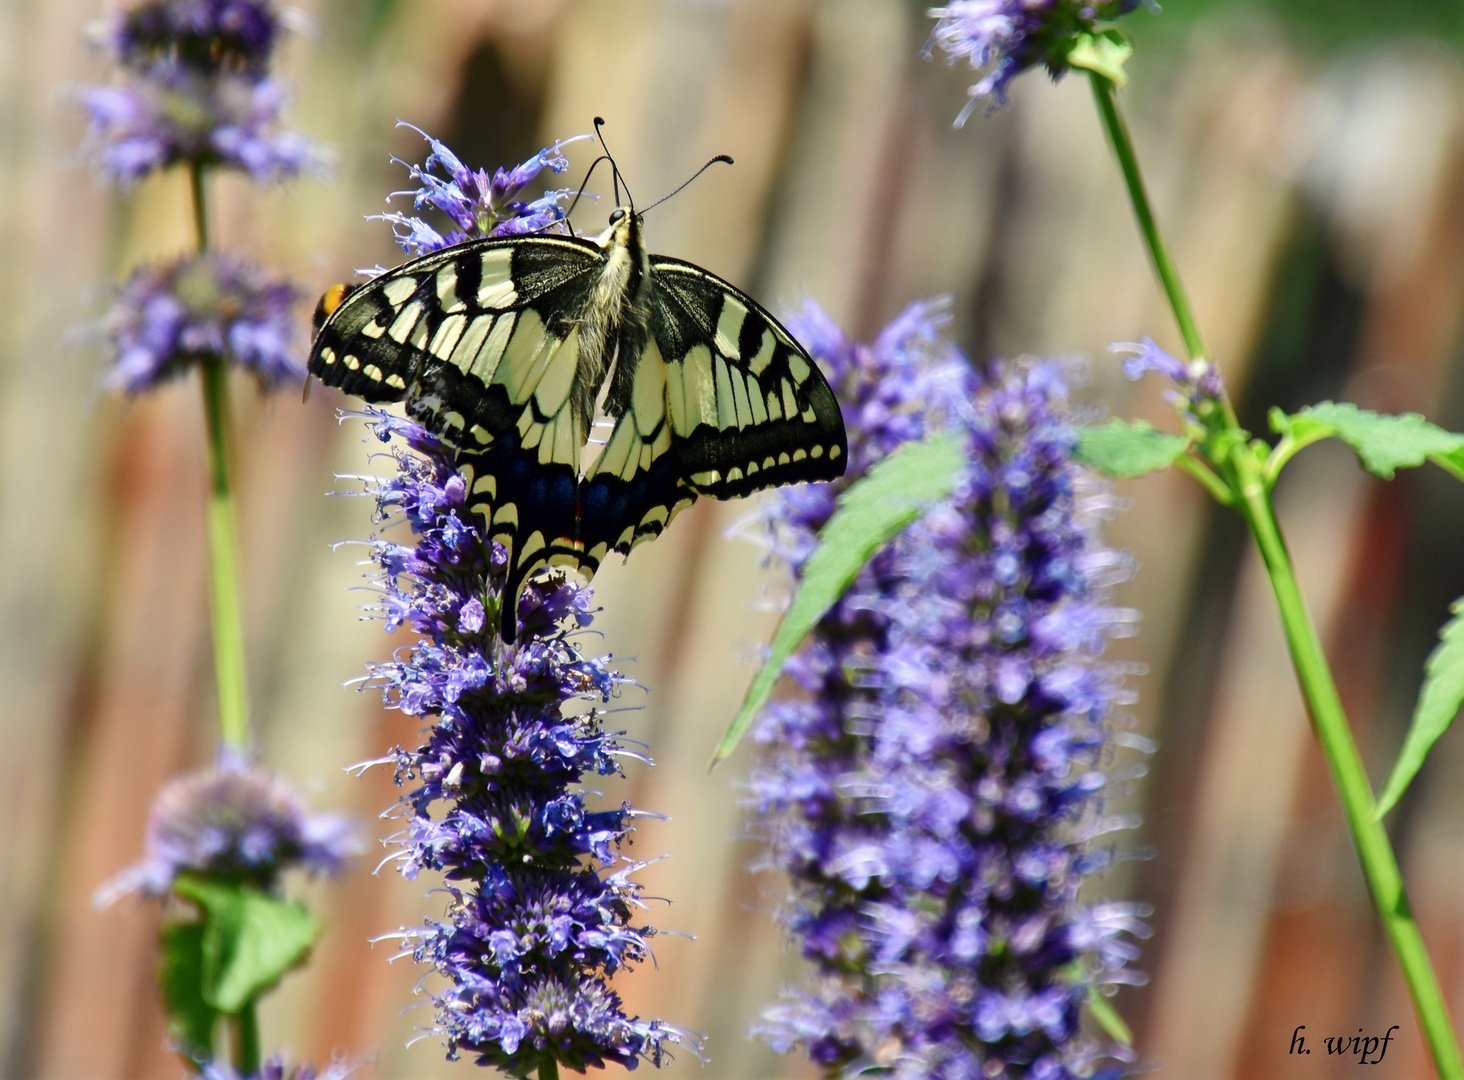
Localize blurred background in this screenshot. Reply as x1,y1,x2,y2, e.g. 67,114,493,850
3,0,1464,1077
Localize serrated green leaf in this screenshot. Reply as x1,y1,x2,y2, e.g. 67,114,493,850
174,876,319,1014
1085,985,1134,1046
1375,598,1464,818
711,433,968,765
1066,30,1134,87
1286,402,1464,480
1074,419,1189,479
159,921,218,1061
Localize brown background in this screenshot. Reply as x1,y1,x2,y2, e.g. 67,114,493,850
2,1,1464,1077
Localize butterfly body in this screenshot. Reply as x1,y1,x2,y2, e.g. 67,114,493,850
311,207,846,640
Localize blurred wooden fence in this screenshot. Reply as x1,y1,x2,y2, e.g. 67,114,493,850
1,1,1463,1078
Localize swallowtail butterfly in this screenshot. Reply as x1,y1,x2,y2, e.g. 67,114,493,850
309,204,847,641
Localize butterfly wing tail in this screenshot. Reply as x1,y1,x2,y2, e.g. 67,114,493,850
457,441,588,644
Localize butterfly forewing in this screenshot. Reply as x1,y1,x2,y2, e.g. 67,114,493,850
309,228,848,641
310,237,607,624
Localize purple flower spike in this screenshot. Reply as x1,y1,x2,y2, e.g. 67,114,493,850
110,0,282,78
926,0,1146,121
768,297,971,552
351,412,696,1073
102,253,305,392
95,746,361,907
751,304,1148,1079
380,124,588,256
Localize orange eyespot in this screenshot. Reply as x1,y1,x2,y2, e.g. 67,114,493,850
313,282,353,332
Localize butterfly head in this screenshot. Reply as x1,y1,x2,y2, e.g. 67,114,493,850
597,204,643,251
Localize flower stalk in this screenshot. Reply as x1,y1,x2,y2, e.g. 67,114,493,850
1089,70,1464,1080
189,160,256,1064
1088,75,1207,364
229,1007,261,1077
188,162,250,752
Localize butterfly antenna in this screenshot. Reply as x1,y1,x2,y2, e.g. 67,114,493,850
642,154,734,215
593,116,633,208
562,154,612,231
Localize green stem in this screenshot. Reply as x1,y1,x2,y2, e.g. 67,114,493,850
189,163,250,750
1231,457,1463,1079
228,1004,260,1076
1089,69,1464,1079
1173,453,1236,506
1089,72,1208,363
539,1055,560,1080
189,162,209,251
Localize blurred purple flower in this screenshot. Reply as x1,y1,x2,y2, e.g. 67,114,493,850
103,252,304,392
80,71,326,185
194,1051,357,1080
926,0,1146,121
765,297,971,565
377,123,588,256
95,746,361,906
351,412,696,1073
108,0,282,77
750,304,1149,1079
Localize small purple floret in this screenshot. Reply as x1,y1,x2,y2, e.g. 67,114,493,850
110,0,281,77
1111,336,1228,418
751,303,1148,1079
926,0,1146,121
353,412,695,1073
95,746,361,906
81,72,326,185
102,252,304,392
194,1051,358,1080
378,124,588,256
79,2,325,186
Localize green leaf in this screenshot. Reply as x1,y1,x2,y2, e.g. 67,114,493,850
1433,445,1464,484
1074,419,1189,479
173,876,319,1014
1085,986,1134,1046
710,433,968,765
1066,30,1134,87
1284,402,1464,480
1375,598,1464,818
159,921,218,1061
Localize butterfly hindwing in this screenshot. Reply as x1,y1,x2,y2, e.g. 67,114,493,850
578,256,847,561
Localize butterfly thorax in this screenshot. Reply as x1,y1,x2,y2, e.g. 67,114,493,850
571,207,652,449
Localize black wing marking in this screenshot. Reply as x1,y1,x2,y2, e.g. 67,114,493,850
310,235,607,640
577,256,847,564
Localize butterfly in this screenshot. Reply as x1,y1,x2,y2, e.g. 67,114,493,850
309,202,847,641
